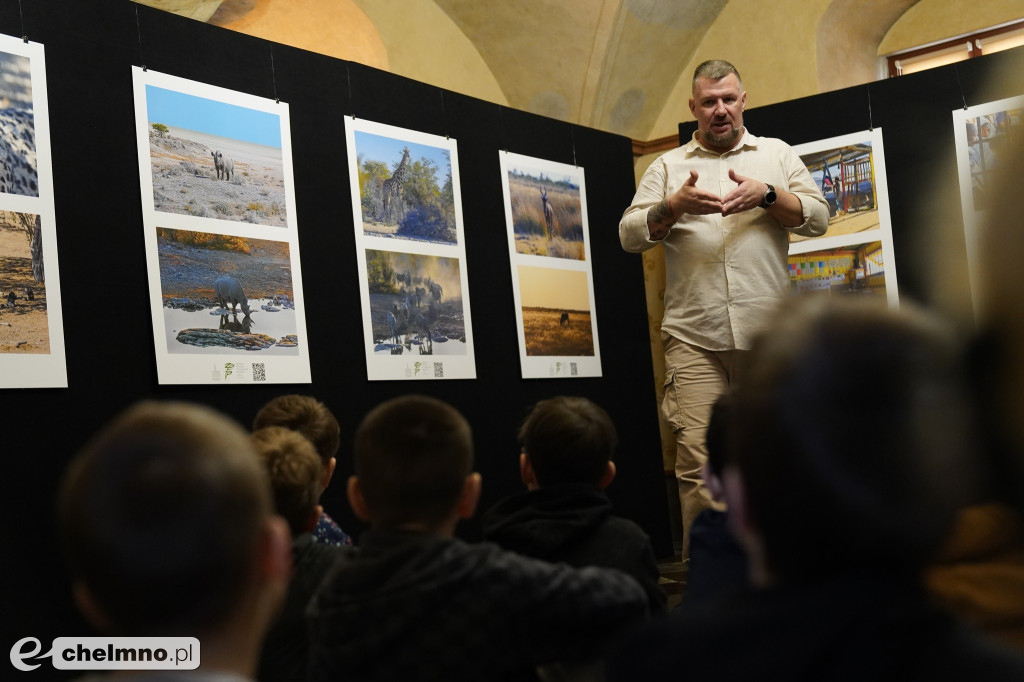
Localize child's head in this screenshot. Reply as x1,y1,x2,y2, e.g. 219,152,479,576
253,395,340,487
518,396,617,489
59,401,289,637
349,394,476,531
252,426,323,536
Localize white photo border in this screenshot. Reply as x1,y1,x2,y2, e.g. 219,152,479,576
499,151,602,378
132,67,311,385
0,35,67,388
790,128,899,308
345,116,476,381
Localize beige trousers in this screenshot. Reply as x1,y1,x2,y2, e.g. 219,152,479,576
661,334,746,560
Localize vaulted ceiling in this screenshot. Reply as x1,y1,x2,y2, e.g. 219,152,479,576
133,0,1022,141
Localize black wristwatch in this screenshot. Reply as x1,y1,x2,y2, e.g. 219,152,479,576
760,183,777,209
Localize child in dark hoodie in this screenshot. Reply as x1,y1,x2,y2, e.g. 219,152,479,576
307,394,649,682
483,396,666,613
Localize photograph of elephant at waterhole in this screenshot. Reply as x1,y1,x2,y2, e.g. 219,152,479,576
354,131,458,245
145,85,288,227
507,166,584,260
365,249,466,356
156,227,300,355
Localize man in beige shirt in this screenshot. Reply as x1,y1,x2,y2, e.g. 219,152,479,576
620,59,828,560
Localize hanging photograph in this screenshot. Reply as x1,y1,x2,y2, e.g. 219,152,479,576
952,96,1023,313
143,81,291,227
346,117,475,380
156,228,300,355
0,36,67,388
134,68,310,384
790,129,898,307
500,152,601,378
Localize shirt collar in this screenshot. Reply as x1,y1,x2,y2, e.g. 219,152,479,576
684,127,758,156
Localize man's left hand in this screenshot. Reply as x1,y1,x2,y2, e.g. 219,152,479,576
721,169,767,216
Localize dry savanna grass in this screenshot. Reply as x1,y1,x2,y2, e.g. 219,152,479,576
0,221,49,353
522,307,593,356
509,175,584,260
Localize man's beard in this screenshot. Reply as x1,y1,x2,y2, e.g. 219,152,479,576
702,124,740,149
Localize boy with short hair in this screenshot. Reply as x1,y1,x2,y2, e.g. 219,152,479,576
251,426,344,682
483,396,666,613
307,394,649,682
58,401,291,681
254,394,351,545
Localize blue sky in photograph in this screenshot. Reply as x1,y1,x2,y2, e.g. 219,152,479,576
354,131,451,173
146,85,282,148
509,162,574,186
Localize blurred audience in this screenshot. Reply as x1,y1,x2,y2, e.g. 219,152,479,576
483,395,666,614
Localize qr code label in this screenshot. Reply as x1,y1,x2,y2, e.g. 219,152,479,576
253,363,266,382
570,362,578,376
433,363,444,378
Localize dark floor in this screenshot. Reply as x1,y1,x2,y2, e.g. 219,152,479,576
657,556,688,611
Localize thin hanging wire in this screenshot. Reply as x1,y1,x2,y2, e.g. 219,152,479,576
499,104,507,153
867,88,874,132
953,63,969,111
571,125,578,167
270,47,279,103
135,5,146,70
345,62,355,120
18,0,27,42
440,90,449,139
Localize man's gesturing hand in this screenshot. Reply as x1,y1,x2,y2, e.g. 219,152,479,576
672,170,724,217
722,169,767,216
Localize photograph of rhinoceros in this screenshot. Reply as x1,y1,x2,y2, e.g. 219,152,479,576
156,227,300,355
0,50,38,198
145,85,288,227
353,131,458,245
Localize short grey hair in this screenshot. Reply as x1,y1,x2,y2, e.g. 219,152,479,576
692,60,742,92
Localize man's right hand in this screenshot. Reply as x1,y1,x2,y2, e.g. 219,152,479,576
647,171,724,241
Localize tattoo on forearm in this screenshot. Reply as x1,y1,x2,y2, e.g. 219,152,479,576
649,200,675,227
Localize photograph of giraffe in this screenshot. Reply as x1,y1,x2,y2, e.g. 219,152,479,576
352,129,458,245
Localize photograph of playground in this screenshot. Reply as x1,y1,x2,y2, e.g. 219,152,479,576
517,264,594,356
354,131,457,245
506,162,585,260
145,84,288,227
963,107,1021,211
789,240,886,299
793,142,879,244
155,227,299,355
364,248,467,355
0,210,48,353
0,49,38,198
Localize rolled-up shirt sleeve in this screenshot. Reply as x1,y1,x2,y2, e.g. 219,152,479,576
619,159,669,253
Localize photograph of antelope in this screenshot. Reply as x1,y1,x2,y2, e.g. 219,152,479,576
353,130,458,245
505,160,585,260
155,226,299,355
143,83,289,227
517,264,594,356
364,248,467,356
0,50,37,199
